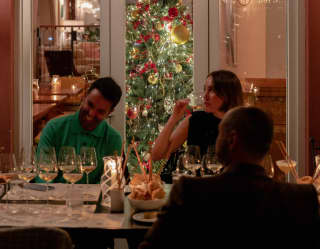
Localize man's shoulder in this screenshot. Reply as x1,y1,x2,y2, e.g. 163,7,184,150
46,113,75,129
103,121,121,138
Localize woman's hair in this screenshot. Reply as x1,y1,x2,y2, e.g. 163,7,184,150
207,70,244,113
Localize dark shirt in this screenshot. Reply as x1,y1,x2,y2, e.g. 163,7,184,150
161,111,222,183
187,111,221,156
140,163,320,249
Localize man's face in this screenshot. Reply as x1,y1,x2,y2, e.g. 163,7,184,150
79,89,113,131
215,121,232,166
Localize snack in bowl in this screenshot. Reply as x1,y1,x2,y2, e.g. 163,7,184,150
128,195,166,211
128,173,166,210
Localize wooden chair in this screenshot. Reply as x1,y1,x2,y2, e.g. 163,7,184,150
44,50,80,77
0,227,73,249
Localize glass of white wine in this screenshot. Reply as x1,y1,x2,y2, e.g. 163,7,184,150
184,145,202,176
0,153,18,212
17,146,38,214
58,147,82,197
38,146,58,211
79,146,97,185
204,145,223,176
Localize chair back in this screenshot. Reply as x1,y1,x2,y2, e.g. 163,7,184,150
44,50,78,76
0,227,73,249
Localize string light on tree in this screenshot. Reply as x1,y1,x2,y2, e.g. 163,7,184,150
126,0,193,172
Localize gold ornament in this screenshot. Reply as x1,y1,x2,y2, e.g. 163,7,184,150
131,10,140,19
171,25,190,45
156,22,164,31
130,48,140,57
175,63,182,73
148,73,158,84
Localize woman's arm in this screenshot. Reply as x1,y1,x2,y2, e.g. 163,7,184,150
152,99,190,161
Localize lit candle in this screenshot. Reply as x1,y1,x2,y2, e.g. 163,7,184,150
103,156,122,187
71,84,76,91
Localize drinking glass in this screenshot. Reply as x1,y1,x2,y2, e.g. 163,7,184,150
172,153,188,183
17,146,38,214
203,145,223,176
79,147,97,185
184,145,202,176
190,93,204,111
58,147,82,198
0,153,18,211
38,146,58,210
261,154,274,179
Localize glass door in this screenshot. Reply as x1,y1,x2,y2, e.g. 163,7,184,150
214,0,290,179
125,0,194,173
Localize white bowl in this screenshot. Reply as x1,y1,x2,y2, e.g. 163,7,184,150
128,196,166,211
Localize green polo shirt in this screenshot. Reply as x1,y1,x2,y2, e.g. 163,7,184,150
36,111,122,184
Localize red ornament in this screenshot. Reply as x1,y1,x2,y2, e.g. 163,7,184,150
127,107,139,120
136,2,143,8
154,33,160,42
143,34,151,42
168,7,179,18
144,4,150,11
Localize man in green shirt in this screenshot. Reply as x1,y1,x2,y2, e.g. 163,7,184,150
36,77,122,184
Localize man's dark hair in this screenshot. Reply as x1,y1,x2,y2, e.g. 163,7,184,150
222,106,274,160
87,77,122,109
207,70,244,113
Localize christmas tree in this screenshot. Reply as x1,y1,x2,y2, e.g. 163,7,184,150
125,0,193,174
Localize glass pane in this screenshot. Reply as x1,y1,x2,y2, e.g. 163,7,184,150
219,0,286,153
125,0,194,173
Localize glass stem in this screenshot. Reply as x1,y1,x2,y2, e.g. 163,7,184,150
86,173,89,185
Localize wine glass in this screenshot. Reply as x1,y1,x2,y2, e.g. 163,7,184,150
184,145,202,176
203,145,223,176
17,146,38,214
190,93,204,111
58,147,82,201
38,146,58,211
79,146,97,185
261,154,274,179
0,153,18,211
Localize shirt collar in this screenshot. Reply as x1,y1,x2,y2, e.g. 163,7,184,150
222,163,268,178
71,111,106,138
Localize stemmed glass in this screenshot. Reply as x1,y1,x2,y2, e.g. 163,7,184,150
79,147,97,185
184,145,202,176
203,145,223,176
38,146,58,211
190,93,204,112
58,147,82,200
0,153,18,212
79,147,97,200
17,146,38,214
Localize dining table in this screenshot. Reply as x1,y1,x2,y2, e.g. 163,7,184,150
33,94,68,104
0,182,171,249
33,103,57,122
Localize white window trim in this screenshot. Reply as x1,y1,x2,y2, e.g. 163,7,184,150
15,0,33,156
287,0,306,175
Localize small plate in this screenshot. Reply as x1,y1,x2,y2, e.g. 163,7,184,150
132,211,158,223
